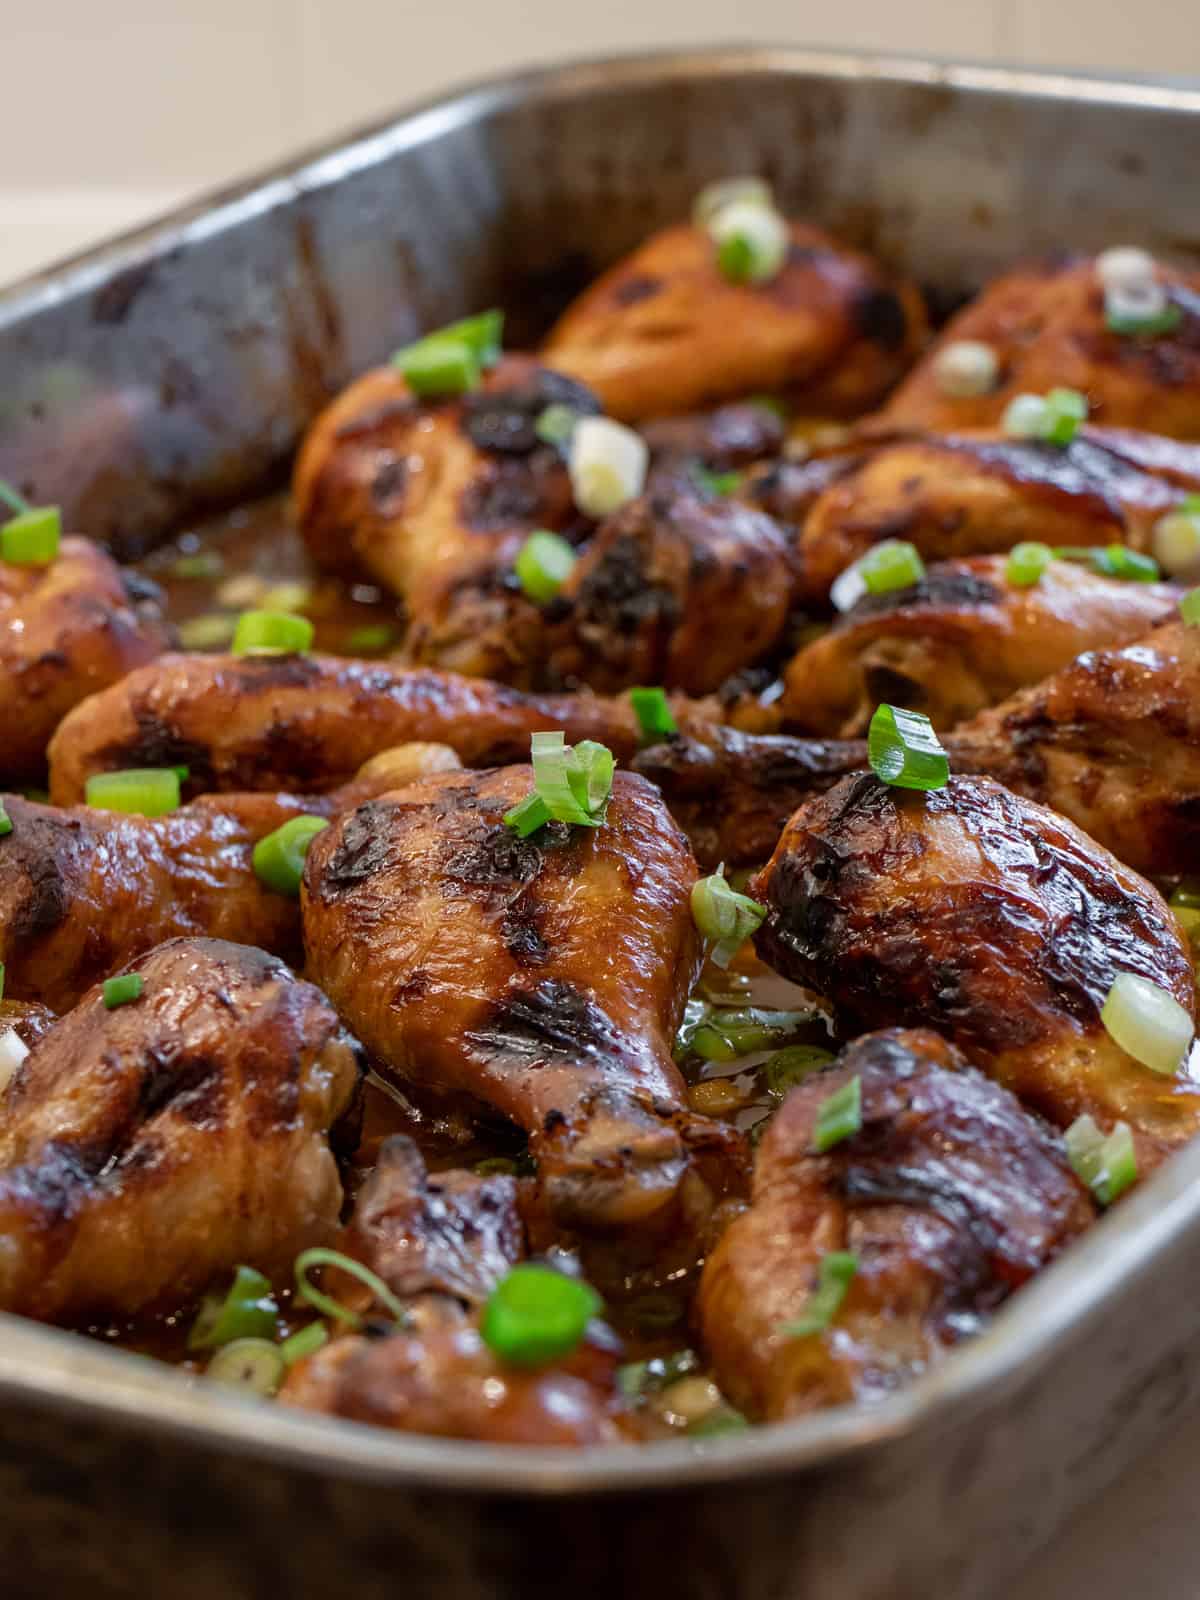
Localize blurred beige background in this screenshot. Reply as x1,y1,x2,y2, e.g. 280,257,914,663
2,0,1199,286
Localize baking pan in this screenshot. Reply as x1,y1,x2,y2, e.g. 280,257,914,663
3,46,1200,1600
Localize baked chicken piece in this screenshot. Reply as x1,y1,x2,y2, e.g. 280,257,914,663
0,937,361,1323
544,483,797,695
293,355,599,680
878,255,1200,437
283,1140,633,1445
302,766,745,1230
784,426,1200,607
751,773,1200,1171
1,535,172,783
639,400,787,474
698,1029,1094,1421
0,743,460,1011
777,554,1180,736
46,652,648,804
542,219,926,422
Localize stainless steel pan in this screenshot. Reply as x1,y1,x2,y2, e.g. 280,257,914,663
2,48,1200,1599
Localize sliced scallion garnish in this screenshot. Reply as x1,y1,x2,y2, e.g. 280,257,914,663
1064,1115,1138,1206
231,609,314,656
868,703,950,791
690,464,741,497
765,1044,836,1097
932,339,999,398
1104,279,1181,337
1101,972,1194,1077
206,1337,286,1397
502,731,615,836
0,1024,29,1094
252,815,329,898
1183,588,1200,625
391,310,502,400
812,1075,862,1153
781,1251,859,1338
1153,510,1200,577
830,539,925,612
0,800,11,838
1006,541,1054,588
102,973,143,1009
1,503,61,566
692,176,773,229
293,1246,409,1330
691,869,766,969
188,1265,279,1351
1002,387,1087,446
344,623,397,655
279,1322,329,1366
568,416,648,519
534,403,579,448
481,1263,602,1369
711,202,789,286
84,767,183,817
514,530,576,604
630,686,678,743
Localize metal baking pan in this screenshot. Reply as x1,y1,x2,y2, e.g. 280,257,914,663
2,46,1200,1600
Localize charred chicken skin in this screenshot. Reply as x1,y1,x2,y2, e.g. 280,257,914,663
46,652,648,804
778,555,1180,736
878,255,1200,437
542,220,927,421
293,356,601,681
1,536,172,783
302,766,745,1229
0,937,362,1323
752,773,1199,1171
0,744,461,1011
699,1028,1094,1421
786,426,1200,607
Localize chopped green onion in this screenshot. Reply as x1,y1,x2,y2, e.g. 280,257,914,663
178,613,237,651
781,1251,859,1338
1006,541,1054,587
711,202,789,285
617,1347,702,1397
693,176,774,229
687,1007,814,1064
279,1322,329,1366
481,1263,602,1368
691,870,767,968
1096,246,1156,292
206,1338,285,1397
1104,279,1181,337
1183,588,1200,625
84,767,183,817
1,504,61,565
188,1265,279,1351
568,416,648,518
231,609,314,656
691,464,741,497
294,1246,408,1330
438,308,504,367
630,685,678,743
0,478,29,517
1101,972,1194,1077
1153,510,1200,577
534,403,579,448
1182,494,1200,516
1002,387,1087,446
812,1075,862,1152
343,623,397,655
868,703,950,791
831,540,926,612
0,801,11,838
392,310,501,399
1064,1115,1138,1206
503,731,615,834
765,1044,836,1097
170,550,225,581
933,339,999,398
688,1407,750,1438
252,815,329,897
102,973,143,1009
514,530,576,604
0,1020,29,1093
1054,544,1160,581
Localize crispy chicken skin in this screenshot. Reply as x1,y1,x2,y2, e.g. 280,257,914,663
779,555,1180,736
46,652,646,804
640,401,787,472
879,256,1200,437
1,536,172,782
790,427,1200,606
302,766,745,1229
0,937,362,1323
948,616,1200,877
699,1029,1094,1420
542,221,927,421
292,356,599,679
0,744,460,1011
751,774,1200,1170
544,484,796,695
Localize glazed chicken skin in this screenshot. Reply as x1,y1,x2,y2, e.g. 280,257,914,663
542,219,927,421
282,1136,634,1445
0,937,362,1323
46,651,650,804
544,483,797,696
879,255,1200,437
783,426,1200,607
302,766,745,1229
752,773,1199,1171
293,355,600,680
0,743,461,1011
1,535,172,782
777,555,1180,736
699,1029,1094,1421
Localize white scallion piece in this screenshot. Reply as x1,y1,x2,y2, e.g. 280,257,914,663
709,202,790,285
0,1026,29,1095
692,176,774,230
1105,278,1169,324
1153,510,1200,578
568,417,648,519
1101,972,1195,1078
1001,392,1050,439
1096,246,1157,293
933,339,999,398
